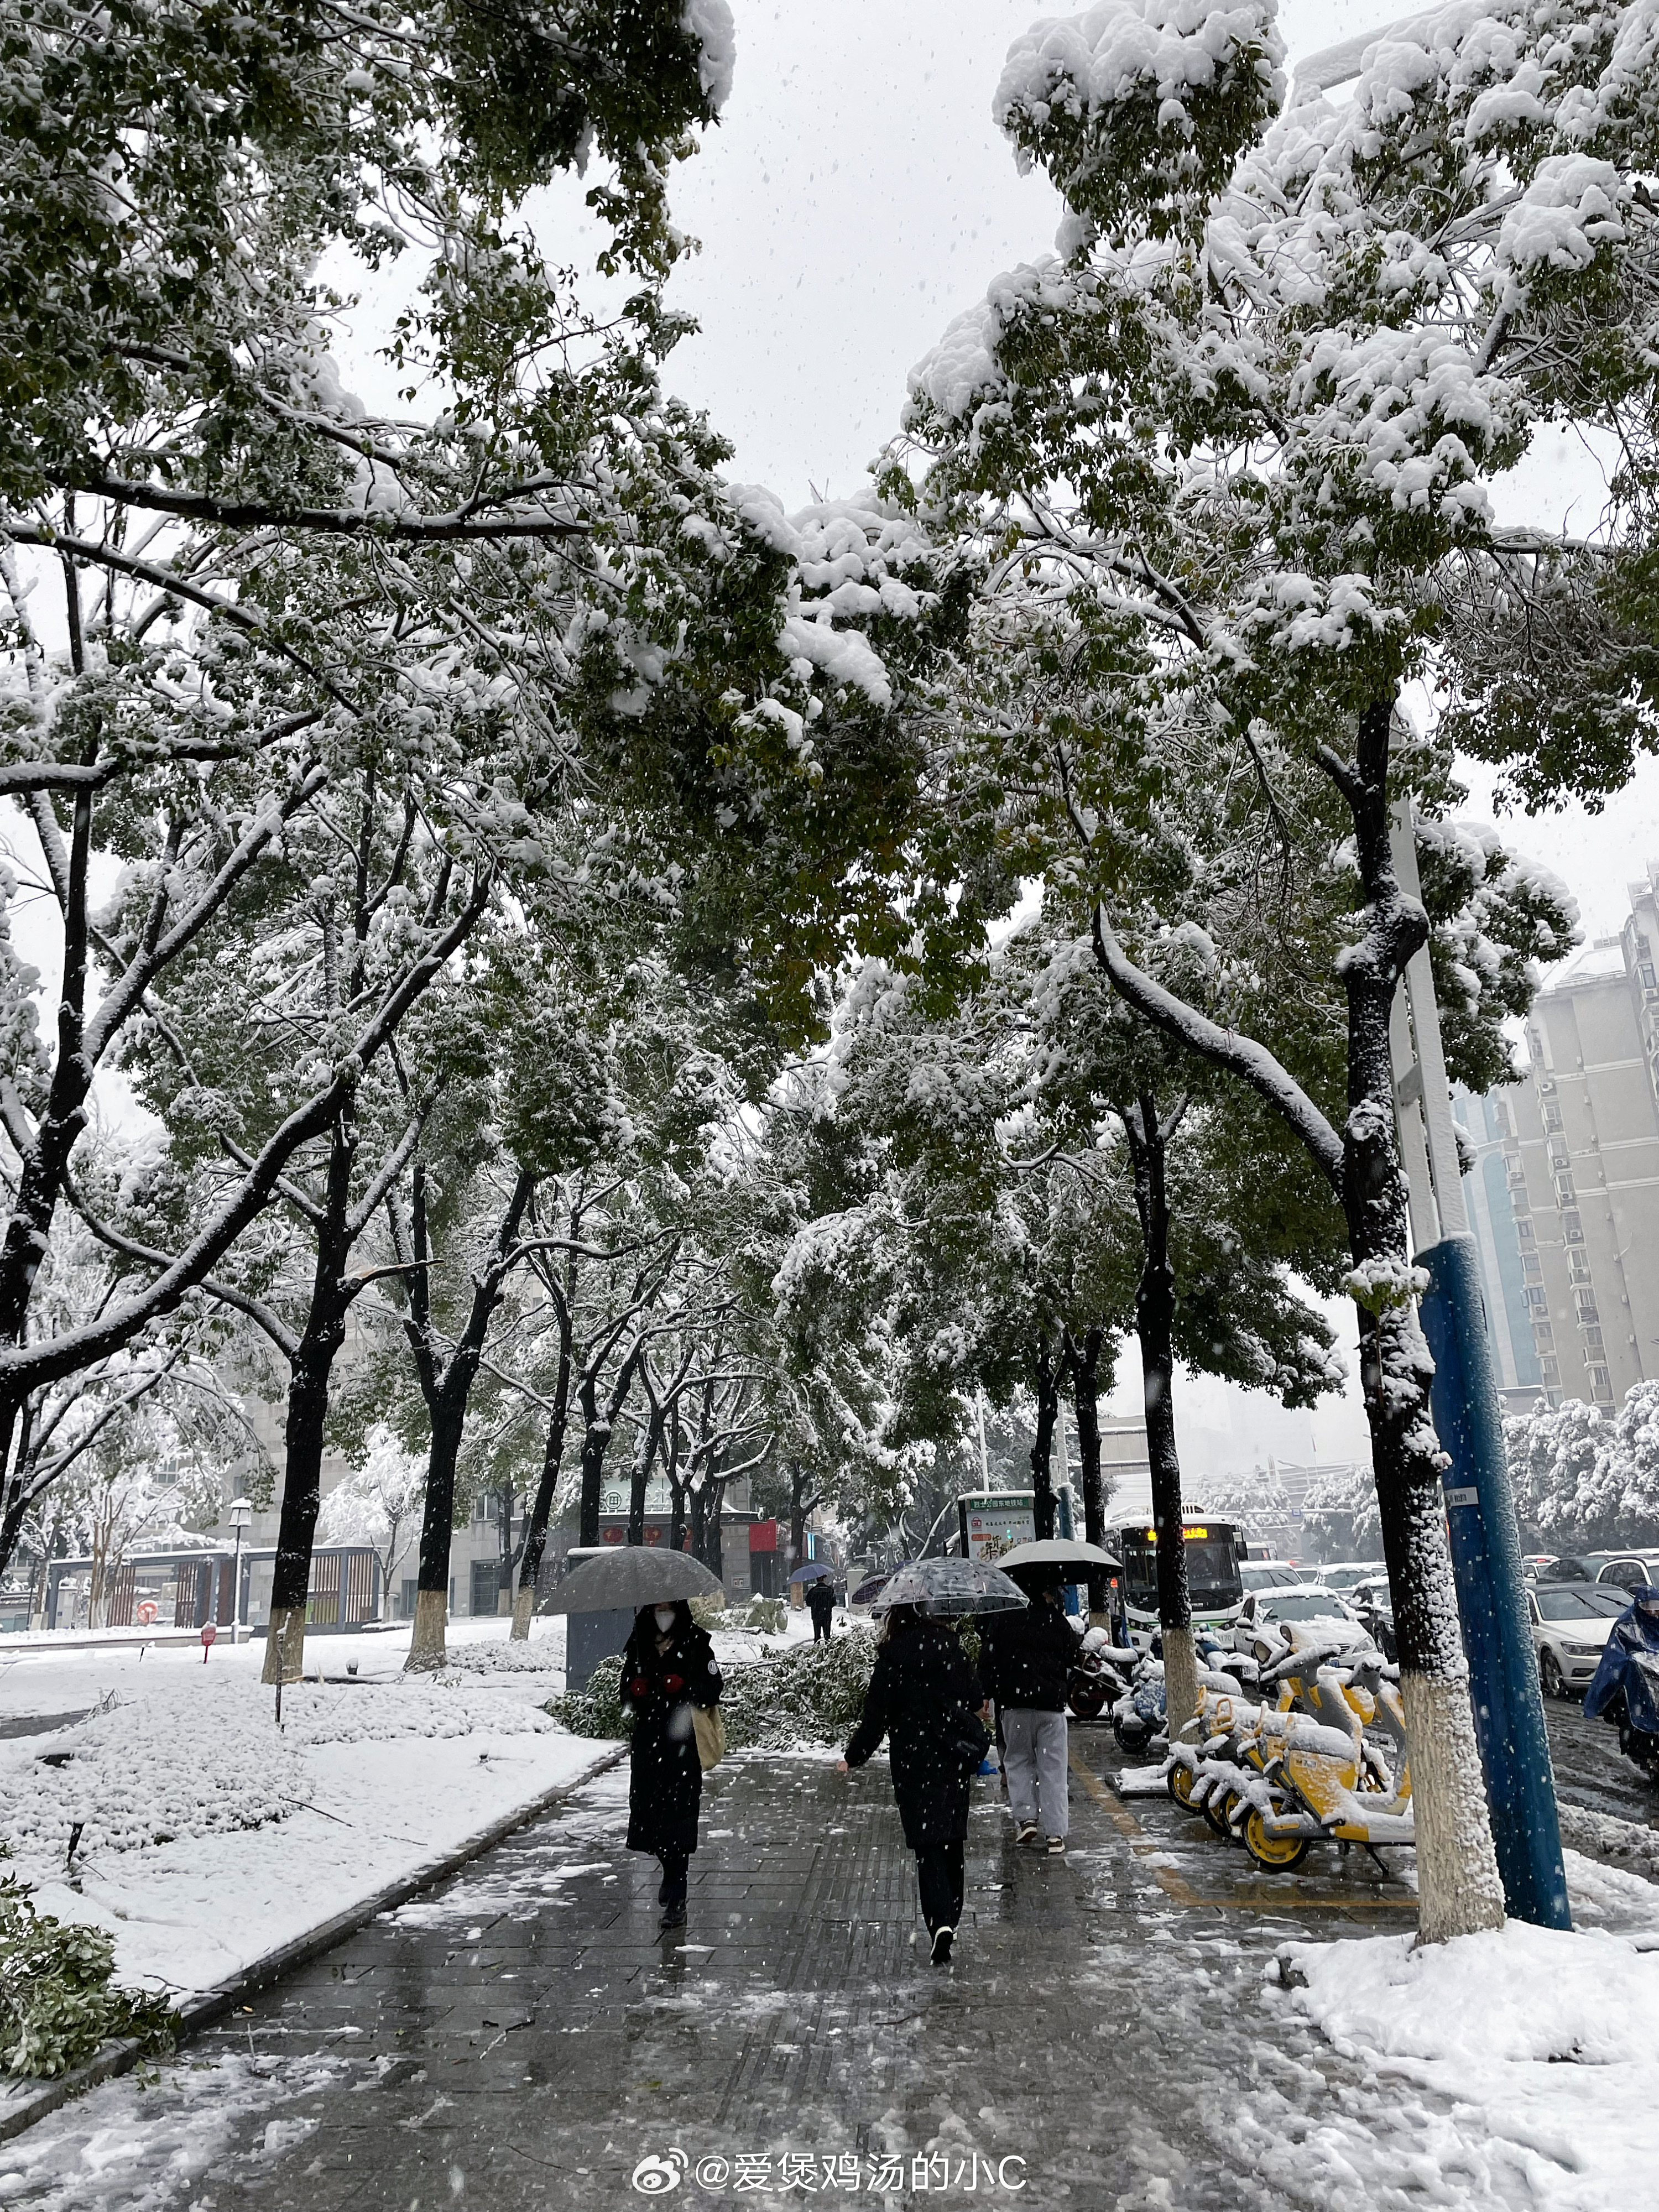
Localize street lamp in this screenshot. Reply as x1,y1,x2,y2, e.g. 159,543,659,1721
227,1499,253,1643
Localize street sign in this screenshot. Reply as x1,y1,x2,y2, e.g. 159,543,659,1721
200,1622,217,1663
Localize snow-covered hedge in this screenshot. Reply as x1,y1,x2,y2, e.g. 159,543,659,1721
0,1688,307,1865
547,1632,877,1751
441,1637,564,1676
0,1864,175,2078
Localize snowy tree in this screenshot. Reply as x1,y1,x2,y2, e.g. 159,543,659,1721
1503,1387,1659,1551
886,0,1642,1942
46,1373,246,1626
316,1425,426,1621
1015,928,1347,1723
1300,1465,1384,1567
1192,1467,1292,1544
0,0,959,1650
1603,1382,1659,1545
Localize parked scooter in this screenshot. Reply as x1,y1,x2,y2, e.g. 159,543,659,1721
1167,1623,1413,1871
1068,1624,1138,1721
1584,1583,1659,1782
1111,1632,1241,1753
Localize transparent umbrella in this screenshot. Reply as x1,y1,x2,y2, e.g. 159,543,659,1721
870,1557,1027,1616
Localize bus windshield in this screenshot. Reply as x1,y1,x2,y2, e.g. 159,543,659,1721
1120,1530,1243,1614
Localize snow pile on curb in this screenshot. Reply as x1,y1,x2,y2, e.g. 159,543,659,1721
1558,1801,1659,1886
1274,1916,1659,2209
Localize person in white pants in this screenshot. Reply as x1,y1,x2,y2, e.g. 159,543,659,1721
980,1578,1074,1854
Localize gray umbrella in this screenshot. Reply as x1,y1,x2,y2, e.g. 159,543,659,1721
870,1557,1027,1615
997,1538,1122,1574
546,1547,724,1614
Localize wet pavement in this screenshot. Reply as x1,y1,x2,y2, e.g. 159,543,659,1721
1543,1693,1659,1830
0,1728,1462,2212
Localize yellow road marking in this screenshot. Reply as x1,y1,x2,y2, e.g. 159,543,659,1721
1067,1750,1417,1914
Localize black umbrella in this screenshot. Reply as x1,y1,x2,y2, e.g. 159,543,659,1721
997,1539,1122,1576
546,1548,723,1614
849,1561,914,1607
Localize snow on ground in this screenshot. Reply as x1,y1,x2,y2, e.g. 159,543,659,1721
0,1618,613,2001
0,1603,842,2007
1265,1850,1659,2212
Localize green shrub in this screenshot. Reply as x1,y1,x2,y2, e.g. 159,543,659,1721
719,1633,875,1750
545,1634,877,1750
740,1595,786,1635
544,1653,630,1740
689,1593,728,1630
0,1872,175,2078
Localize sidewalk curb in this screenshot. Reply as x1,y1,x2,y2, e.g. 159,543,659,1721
0,1741,627,2144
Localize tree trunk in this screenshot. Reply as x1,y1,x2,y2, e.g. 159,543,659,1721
512,1353,570,1641
263,1114,357,1687
688,1478,707,1565
1126,1095,1197,1736
787,1463,820,1579
577,1376,611,1548
1338,706,1505,1940
706,1477,726,1581
404,1168,534,1674
406,1393,467,1671
1068,1326,1109,1618
1029,1337,1065,1542
261,1322,345,1685
576,1343,640,1548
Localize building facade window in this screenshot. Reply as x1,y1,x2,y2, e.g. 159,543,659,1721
1590,1365,1614,1402
1564,1212,1584,1243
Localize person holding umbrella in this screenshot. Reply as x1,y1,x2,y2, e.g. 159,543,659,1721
837,1560,1016,1965
979,1571,1074,1854
619,1596,723,1930
805,1571,837,1643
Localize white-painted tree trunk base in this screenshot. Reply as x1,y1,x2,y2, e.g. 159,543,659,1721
1401,1667,1507,1945
261,1605,306,1686
1164,1625,1198,1739
404,1587,448,1672
509,1584,534,1642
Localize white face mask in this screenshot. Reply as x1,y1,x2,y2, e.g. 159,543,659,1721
654,1606,677,1634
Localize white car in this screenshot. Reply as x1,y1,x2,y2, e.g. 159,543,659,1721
1239,1559,1305,1596
1232,1585,1361,1652
1527,1580,1629,1698
1318,1561,1389,1594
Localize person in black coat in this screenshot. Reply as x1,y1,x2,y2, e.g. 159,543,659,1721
805,1575,837,1642
980,1580,1075,1851
621,1599,723,1928
837,1603,988,1965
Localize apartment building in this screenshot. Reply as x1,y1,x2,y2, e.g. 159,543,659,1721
1473,864,1659,1411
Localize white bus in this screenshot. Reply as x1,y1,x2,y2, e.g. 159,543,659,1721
1114,1518,1246,1650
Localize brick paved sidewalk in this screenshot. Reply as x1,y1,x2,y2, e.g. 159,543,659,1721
8,1733,1431,2212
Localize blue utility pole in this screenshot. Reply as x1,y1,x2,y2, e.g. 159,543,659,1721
1391,806,1570,1929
